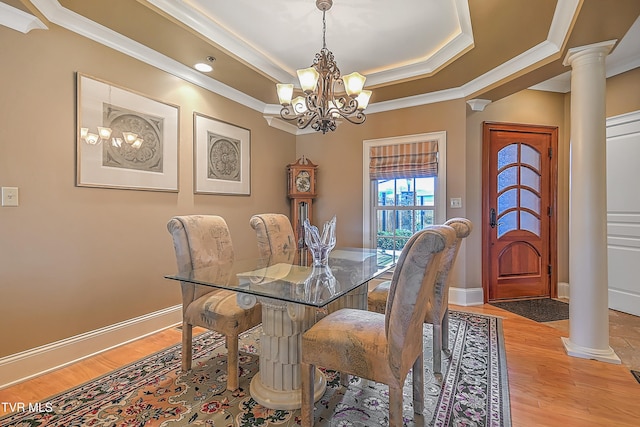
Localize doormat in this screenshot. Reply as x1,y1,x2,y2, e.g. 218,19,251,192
632,370,640,384
490,298,569,322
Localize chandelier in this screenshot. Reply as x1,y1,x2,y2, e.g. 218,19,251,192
276,0,372,134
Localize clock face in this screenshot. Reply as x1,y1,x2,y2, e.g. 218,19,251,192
295,171,311,192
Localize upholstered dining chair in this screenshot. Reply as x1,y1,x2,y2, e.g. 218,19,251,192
249,213,297,265
301,225,456,427
368,218,472,374
167,215,262,391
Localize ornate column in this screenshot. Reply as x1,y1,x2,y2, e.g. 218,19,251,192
562,41,620,363
236,290,326,410
249,298,326,409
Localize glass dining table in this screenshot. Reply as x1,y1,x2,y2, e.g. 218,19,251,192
165,247,394,410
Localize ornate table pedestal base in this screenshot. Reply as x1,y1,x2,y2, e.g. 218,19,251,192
250,369,325,410
249,298,327,410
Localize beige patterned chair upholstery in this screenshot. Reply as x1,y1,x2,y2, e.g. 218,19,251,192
249,213,296,265
167,215,262,391
301,225,456,427
367,217,472,374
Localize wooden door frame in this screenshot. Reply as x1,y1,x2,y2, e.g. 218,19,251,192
482,121,558,302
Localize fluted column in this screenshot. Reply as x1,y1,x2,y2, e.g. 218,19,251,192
249,298,326,409
562,41,620,363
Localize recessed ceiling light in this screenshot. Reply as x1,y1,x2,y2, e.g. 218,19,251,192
194,63,213,72
194,56,215,73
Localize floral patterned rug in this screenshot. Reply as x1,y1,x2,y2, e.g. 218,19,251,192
0,311,510,426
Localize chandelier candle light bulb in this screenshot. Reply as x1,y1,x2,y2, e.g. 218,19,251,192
276,0,372,134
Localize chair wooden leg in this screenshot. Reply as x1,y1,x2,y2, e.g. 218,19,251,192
388,385,404,427
181,322,193,372
301,362,315,427
442,308,451,357
226,334,239,391
432,323,442,374
412,353,424,415
340,372,350,387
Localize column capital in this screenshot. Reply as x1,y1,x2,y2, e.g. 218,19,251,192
563,40,617,67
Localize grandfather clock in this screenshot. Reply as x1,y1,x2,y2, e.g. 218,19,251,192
287,156,318,251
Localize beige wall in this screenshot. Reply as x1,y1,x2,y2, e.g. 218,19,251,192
606,67,640,118
1,22,638,359
0,25,295,357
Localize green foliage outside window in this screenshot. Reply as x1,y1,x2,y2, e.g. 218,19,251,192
377,229,413,250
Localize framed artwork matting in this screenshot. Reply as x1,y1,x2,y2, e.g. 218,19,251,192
193,112,251,195
76,73,179,192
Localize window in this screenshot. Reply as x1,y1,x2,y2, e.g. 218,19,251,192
363,132,446,262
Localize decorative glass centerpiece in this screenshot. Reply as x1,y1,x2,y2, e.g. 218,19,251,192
303,216,336,266
303,265,337,304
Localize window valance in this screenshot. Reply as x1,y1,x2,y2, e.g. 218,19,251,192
369,140,438,180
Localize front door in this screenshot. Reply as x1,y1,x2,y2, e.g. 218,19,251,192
482,122,557,301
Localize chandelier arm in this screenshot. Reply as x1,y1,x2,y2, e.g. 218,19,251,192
275,0,368,134
337,110,366,125
329,96,358,116
279,105,321,131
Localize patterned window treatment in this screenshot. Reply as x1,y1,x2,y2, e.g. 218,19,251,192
369,140,438,180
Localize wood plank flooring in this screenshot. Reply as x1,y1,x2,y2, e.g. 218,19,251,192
1,306,639,426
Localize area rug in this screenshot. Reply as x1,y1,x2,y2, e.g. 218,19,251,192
0,311,510,427
490,298,569,322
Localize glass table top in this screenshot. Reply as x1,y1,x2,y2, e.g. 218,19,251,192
165,248,394,308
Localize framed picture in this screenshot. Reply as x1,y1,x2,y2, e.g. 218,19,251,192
76,73,179,192
194,112,251,195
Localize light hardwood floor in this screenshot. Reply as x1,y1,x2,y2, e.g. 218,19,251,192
0,305,638,426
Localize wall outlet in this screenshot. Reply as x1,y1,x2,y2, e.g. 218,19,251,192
450,197,462,208
2,187,19,207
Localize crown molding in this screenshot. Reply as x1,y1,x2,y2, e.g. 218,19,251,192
265,0,581,119
30,0,266,114
148,0,474,89
467,99,491,111
29,0,584,133
365,87,466,114
146,0,293,84
263,107,336,136
0,2,47,34
529,72,572,93
364,0,474,87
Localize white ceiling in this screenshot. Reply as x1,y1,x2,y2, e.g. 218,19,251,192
148,0,474,88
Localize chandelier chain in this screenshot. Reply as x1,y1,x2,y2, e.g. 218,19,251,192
322,10,326,50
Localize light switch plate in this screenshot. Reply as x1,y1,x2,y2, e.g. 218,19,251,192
450,197,462,208
2,187,19,207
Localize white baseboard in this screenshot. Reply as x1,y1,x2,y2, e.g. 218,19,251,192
449,286,484,306
558,282,570,299
0,305,182,390
609,288,640,317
